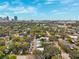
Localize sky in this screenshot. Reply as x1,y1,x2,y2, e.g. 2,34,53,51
0,0,79,20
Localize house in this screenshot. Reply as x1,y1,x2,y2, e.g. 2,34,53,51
36,48,44,51
17,55,26,59
68,35,78,42
17,55,36,59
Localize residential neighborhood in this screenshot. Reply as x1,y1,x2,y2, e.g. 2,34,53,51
0,20,79,59
0,0,79,59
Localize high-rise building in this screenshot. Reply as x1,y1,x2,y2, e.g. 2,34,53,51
11,19,14,21
0,17,3,20
14,16,18,21
6,16,9,21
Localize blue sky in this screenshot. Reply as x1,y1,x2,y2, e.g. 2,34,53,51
0,0,79,20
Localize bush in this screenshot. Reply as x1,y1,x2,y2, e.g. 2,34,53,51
52,55,63,59
0,51,5,59
7,54,16,59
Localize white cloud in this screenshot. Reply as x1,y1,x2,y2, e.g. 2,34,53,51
45,2,53,4
51,10,58,13
8,6,37,14
0,15,5,17
8,6,27,14
0,12,10,17
11,0,23,6
0,2,9,9
39,13,46,16
13,9,28,14
51,9,67,16
60,0,75,4
14,10,27,14
32,0,39,4
44,0,55,4
0,0,37,14
72,3,79,6
27,6,37,13
37,3,42,6
8,6,25,11
47,0,55,1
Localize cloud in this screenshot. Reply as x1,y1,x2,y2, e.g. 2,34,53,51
27,6,37,13
44,0,55,5
51,9,58,13
60,0,75,4
8,6,27,14
32,0,39,4
11,0,23,6
0,12,10,17
13,8,28,14
72,3,79,6
0,2,9,9
0,0,37,14
8,6,37,14
51,9,67,16
8,6,25,11
0,15,5,17
14,10,28,14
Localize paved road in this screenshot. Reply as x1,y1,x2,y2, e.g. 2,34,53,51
29,36,37,54
61,50,70,59
54,41,70,59
46,31,51,37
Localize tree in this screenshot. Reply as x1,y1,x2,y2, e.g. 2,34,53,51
33,50,44,59
69,49,79,59
0,51,5,59
67,36,73,43
0,46,6,52
43,44,61,59
7,54,16,59
52,55,63,59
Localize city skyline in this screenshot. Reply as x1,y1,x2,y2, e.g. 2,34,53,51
0,0,79,20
